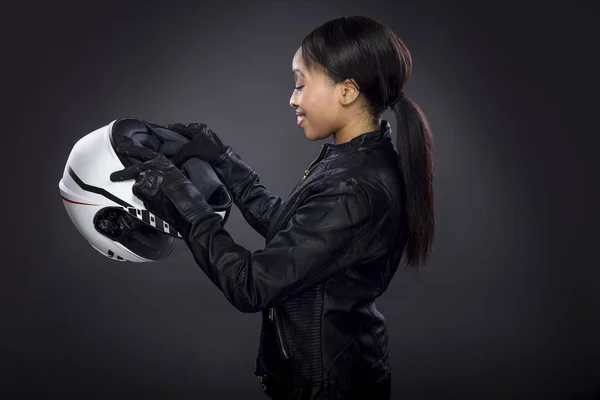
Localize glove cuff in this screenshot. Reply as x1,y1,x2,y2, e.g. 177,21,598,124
212,145,233,166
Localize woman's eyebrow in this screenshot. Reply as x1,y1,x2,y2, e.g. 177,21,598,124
292,68,305,78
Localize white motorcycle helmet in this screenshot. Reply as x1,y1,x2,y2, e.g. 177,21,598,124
58,117,233,262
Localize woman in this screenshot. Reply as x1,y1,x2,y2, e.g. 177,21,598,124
110,15,435,400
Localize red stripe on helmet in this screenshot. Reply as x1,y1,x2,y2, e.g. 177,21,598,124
61,195,100,206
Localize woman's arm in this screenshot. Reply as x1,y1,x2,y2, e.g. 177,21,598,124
163,122,284,238
110,145,381,312
166,177,380,312
211,146,284,239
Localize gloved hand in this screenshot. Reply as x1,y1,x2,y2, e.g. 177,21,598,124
109,144,210,227
166,122,228,166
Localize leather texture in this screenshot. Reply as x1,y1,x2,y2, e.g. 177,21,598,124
165,122,228,166
151,120,406,399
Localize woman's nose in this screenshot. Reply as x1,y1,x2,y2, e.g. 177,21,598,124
289,92,298,109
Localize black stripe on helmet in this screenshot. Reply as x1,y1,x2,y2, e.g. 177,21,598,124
68,166,132,208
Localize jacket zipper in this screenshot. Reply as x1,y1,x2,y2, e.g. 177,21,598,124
286,144,327,204
301,144,327,181
294,145,325,184
266,144,328,241
269,308,290,359
265,146,328,359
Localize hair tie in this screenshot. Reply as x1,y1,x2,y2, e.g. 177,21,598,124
389,92,404,108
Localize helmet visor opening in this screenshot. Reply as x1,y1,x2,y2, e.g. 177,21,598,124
94,207,179,261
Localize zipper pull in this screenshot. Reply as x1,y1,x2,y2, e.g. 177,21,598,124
301,144,325,182
302,168,310,181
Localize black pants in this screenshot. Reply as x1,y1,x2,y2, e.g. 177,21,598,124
268,374,391,400
347,373,391,400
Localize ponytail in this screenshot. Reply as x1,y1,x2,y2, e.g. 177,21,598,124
297,14,435,269
392,96,435,271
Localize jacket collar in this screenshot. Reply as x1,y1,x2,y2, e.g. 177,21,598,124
322,120,392,160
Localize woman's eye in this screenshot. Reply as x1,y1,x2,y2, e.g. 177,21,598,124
294,85,305,91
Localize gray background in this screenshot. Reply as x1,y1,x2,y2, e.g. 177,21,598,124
3,0,598,398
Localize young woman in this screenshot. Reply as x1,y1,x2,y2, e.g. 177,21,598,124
110,15,435,400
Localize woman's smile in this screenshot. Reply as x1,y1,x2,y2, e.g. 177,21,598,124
296,110,306,128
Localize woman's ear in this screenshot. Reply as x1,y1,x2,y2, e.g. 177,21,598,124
340,78,361,106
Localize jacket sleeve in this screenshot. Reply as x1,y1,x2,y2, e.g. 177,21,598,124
211,146,283,238
163,177,375,313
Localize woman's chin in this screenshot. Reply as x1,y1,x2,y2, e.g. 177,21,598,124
304,129,327,142
301,123,324,141
304,130,317,141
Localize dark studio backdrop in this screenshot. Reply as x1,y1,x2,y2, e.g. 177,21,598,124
2,0,598,398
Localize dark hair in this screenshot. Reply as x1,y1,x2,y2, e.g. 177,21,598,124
300,15,435,271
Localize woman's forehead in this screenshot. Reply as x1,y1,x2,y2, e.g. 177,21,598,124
292,48,306,75
292,47,328,80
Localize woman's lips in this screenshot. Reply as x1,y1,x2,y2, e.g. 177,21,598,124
296,113,306,128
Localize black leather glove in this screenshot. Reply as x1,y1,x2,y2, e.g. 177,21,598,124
166,122,285,240
166,123,228,166
109,144,211,228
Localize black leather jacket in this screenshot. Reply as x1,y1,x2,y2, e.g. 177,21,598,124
172,120,406,399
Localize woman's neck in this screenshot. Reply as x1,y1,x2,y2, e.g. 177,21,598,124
333,117,381,145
